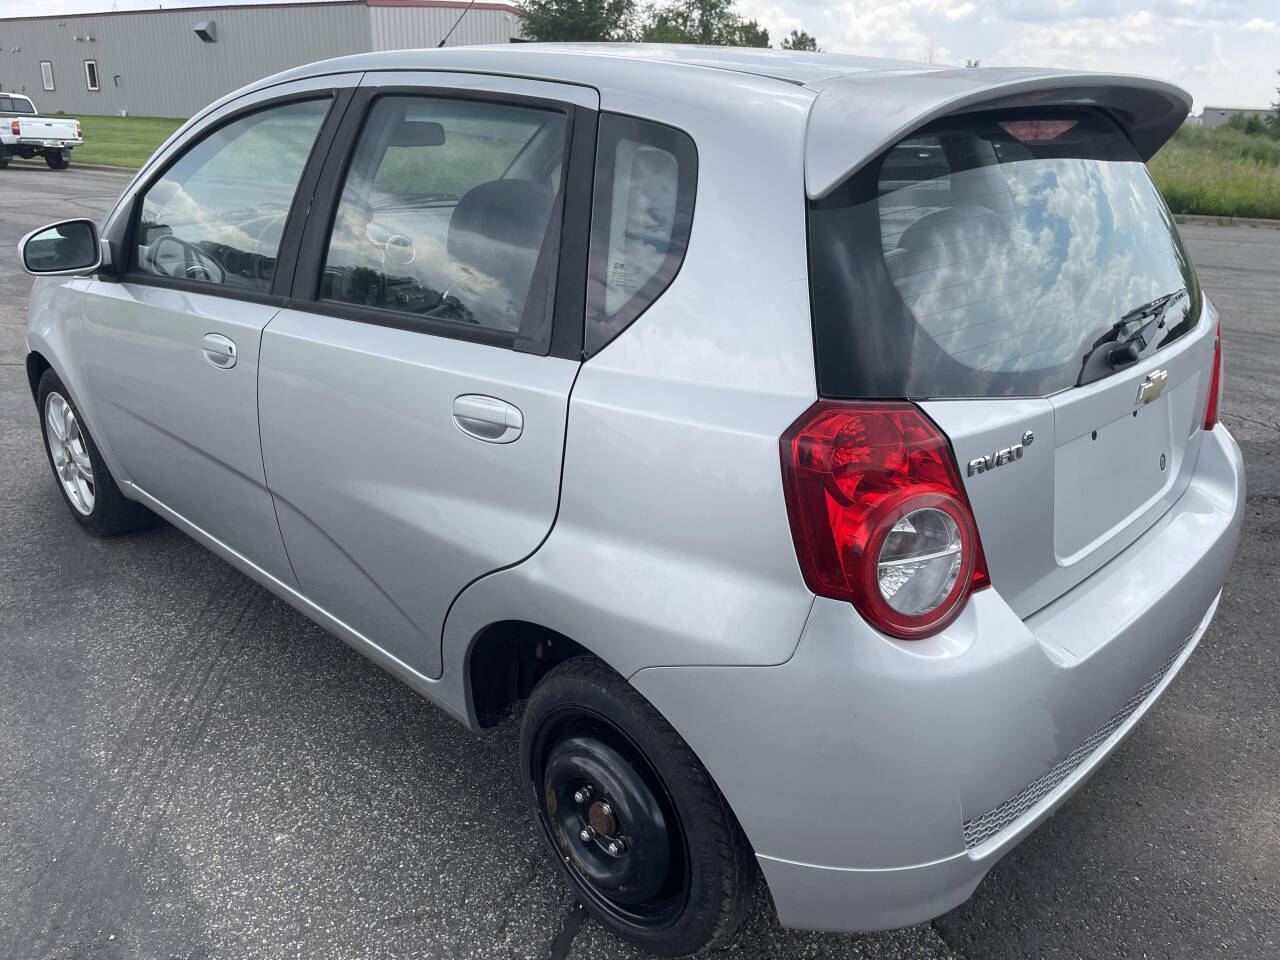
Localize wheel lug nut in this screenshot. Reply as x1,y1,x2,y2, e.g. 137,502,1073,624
607,841,622,855
579,827,593,842
573,787,591,804
600,802,612,817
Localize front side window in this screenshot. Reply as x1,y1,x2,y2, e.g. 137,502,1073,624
85,60,99,92
808,109,1200,399
132,98,329,292
320,95,567,337
585,114,696,357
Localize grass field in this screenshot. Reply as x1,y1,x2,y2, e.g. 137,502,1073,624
52,114,1280,222
73,115,184,168
1146,126,1280,220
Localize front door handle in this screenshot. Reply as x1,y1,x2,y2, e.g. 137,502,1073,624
452,394,523,444
201,333,237,369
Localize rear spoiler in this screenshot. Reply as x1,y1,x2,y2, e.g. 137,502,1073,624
804,66,1191,199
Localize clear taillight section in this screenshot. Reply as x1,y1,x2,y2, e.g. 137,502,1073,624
10,120,19,137
779,402,989,639
1204,320,1223,430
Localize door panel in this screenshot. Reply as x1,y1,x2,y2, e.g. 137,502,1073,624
82,283,295,582
257,79,593,679
258,310,579,678
79,92,340,584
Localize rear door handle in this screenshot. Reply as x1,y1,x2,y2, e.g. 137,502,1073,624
201,333,237,369
452,394,523,444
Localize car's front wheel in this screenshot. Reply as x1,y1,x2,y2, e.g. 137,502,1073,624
37,369,152,536
520,657,755,956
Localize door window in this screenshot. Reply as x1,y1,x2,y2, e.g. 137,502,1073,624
319,95,567,336
131,98,330,293
585,114,697,357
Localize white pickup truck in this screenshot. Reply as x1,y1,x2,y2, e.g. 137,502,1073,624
0,93,82,170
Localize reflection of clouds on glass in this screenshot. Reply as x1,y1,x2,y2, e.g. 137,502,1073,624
605,141,678,316
880,158,1186,376
136,100,327,290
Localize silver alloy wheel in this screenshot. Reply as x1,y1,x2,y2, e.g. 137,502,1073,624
45,391,95,516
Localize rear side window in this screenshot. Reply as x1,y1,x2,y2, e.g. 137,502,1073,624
585,114,696,357
5,96,35,115
808,109,1200,399
319,95,568,338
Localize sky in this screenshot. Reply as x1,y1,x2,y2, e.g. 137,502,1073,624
0,0,1276,111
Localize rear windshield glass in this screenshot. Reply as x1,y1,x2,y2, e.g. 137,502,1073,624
808,109,1200,399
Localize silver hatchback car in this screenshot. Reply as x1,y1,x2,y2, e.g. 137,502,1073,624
21,45,1243,956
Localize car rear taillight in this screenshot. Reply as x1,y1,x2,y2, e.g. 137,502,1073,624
780,402,989,639
1204,320,1223,430
75,121,82,139
10,120,19,137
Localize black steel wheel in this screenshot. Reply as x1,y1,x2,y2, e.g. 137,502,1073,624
521,657,755,956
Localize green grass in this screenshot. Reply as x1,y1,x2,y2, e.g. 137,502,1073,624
73,115,185,168
1148,125,1280,220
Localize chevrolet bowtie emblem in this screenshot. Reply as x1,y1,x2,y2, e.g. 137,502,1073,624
1136,369,1168,405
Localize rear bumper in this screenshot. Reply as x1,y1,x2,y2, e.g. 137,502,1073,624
630,424,1244,932
9,138,81,149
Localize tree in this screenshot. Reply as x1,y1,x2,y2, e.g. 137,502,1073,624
964,58,981,68
780,29,819,51
638,0,768,47
520,0,637,42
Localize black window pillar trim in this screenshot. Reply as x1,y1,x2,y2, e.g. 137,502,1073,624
286,84,596,363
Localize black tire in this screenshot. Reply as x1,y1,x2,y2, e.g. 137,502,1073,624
521,657,755,956
0,156,8,169
45,153,69,170
37,368,153,536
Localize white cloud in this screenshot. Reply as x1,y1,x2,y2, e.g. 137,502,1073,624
1239,17,1280,33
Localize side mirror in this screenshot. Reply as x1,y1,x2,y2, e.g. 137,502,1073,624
19,218,103,276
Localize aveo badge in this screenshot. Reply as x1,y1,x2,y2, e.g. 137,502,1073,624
967,431,1035,477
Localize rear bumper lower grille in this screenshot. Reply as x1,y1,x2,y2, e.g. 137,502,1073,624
962,637,1191,849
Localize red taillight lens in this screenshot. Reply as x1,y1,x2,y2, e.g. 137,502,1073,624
780,402,989,639
10,120,19,137
1204,320,1222,430
76,121,82,139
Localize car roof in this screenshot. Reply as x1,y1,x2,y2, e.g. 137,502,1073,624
265,42,941,97
278,42,938,88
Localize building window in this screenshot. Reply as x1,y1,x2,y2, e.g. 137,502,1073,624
85,60,99,92
40,60,54,92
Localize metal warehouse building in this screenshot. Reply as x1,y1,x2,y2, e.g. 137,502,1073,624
0,0,524,119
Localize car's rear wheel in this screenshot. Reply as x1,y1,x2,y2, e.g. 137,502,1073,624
45,152,69,170
37,369,152,536
520,657,755,956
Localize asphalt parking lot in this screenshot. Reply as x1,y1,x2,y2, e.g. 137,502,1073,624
1,163,1277,960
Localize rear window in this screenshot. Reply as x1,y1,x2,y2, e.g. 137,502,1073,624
808,109,1200,399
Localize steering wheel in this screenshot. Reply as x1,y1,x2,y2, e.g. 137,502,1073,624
151,234,226,285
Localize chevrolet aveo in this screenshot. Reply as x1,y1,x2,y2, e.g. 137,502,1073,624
20,45,1243,956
